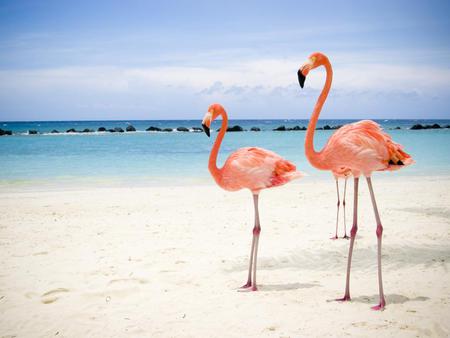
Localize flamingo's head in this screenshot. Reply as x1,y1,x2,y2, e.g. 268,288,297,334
201,103,225,137
297,52,328,88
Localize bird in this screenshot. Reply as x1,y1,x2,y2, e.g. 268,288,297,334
201,103,304,291
297,52,413,310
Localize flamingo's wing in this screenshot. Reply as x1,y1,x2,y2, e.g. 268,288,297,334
221,147,303,191
325,120,413,173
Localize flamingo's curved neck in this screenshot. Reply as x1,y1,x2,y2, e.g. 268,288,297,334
209,110,228,181
305,59,332,169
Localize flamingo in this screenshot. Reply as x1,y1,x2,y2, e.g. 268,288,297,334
297,52,413,310
201,103,304,291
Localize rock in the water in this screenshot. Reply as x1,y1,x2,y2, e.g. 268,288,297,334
177,127,189,132
191,127,203,132
82,128,94,133
394,126,401,130
28,130,38,135
146,126,162,132
114,127,124,133
51,129,59,133
126,125,136,132
250,127,261,131
98,127,107,132
66,128,77,133
108,128,116,132
273,125,287,131
227,125,244,132
292,125,306,131
0,129,12,136
411,123,441,130
323,125,331,130
163,128,173,132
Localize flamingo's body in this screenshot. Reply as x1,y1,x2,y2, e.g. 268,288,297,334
201,103,304,291
314,119,413,175
298,52,413,310
215,146,303,192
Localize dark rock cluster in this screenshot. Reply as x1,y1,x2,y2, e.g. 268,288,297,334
273,125,307,131
410,123,449,130
0,128,12,136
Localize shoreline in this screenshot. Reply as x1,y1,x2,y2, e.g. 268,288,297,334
1,174,449,193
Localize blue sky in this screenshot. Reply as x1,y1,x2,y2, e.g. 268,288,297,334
0,0,449,121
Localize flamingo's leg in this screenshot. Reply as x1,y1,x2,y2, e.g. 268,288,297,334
331,179,340,240
337,177,359,302
251,194,261,291
240,230,256,289
239,194,260,291
342,177,349,239
366,177,386,311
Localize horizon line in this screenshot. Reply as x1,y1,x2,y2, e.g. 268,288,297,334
2,117,449,123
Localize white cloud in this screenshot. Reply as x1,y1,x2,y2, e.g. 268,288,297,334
0,55,449,120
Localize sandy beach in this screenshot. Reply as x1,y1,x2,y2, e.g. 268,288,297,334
0,176,449,337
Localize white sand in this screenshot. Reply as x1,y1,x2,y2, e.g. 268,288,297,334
0,176,449,337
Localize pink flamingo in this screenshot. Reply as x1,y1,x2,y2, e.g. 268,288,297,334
297,52,413,310
201,103,304,291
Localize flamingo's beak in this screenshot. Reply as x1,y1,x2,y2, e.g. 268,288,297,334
202,124,210,137
298,57,315,89
297,69,306,89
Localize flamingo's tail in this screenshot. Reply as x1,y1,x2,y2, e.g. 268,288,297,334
283,170,307,181
385,140,414,171
270,159,306,186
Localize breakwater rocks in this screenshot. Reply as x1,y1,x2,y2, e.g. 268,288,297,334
273,125,307,131
0,128,13,136
410,123,450,130
1,123,450,136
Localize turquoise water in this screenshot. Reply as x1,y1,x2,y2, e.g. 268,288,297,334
1,119,449,185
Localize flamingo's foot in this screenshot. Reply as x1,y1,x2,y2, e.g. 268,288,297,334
238,285,258,292
371,300,386,311
239,281,252,289
342,234,350,240
335,294,351,302
330,235,338,240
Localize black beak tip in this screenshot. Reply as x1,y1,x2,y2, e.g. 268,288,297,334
297,69,306,89
202,123,210,137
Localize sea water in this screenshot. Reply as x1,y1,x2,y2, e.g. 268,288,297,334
1,119,449,186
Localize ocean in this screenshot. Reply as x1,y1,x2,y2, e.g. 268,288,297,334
1,119,449,186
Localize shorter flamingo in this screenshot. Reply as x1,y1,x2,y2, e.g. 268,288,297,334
201,103,304,291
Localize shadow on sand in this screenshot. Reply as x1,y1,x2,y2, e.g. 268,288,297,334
259,282,321,292
327,294,429,304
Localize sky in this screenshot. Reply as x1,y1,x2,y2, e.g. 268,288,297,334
0,0,449,121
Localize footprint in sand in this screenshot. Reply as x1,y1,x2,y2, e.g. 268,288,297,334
41,288,70,304
108,278,148,286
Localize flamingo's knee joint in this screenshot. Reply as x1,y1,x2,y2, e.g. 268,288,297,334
350,225,358,238
376,224,383,238
253,227,261,236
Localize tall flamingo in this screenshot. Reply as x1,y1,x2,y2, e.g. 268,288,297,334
297,52,413,310
201,103,304,291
